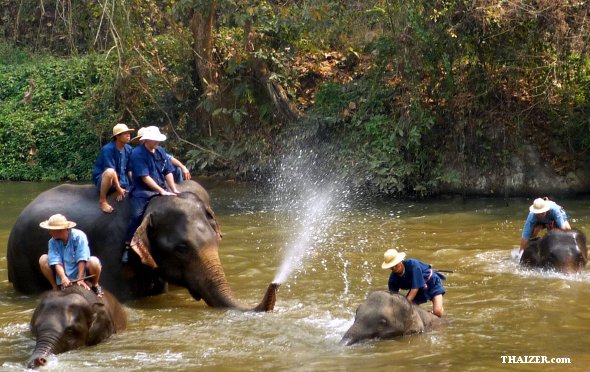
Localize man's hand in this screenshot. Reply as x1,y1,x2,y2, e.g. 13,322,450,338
115,187,128,201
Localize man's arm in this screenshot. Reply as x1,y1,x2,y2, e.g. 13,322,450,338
54,264,70,287
406,288,419,302
141,175,177,195
171,156,191,180
75,261,90,289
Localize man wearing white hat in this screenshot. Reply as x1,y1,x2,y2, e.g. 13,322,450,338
519,197,571,252
122,126,179,263
382,248,446,317
132,126,192,183
92,123,135,213
38,214,103,297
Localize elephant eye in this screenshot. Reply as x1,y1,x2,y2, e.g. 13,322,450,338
175,243,190,255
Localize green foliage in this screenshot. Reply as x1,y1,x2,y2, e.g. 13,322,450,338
0,43,112,181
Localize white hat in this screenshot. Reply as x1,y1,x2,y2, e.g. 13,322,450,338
529,198,551,214
381,249,406,269
140,126,167,142
112,123,134,138
39,214,77,230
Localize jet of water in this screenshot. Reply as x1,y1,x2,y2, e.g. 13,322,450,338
273,188,334,284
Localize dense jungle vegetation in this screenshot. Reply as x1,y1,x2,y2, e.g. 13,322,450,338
0,1,589,195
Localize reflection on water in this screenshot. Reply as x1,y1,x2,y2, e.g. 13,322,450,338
1,181,590,370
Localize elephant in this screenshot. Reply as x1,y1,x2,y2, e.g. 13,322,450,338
7,180,278,311
520,229,588,273
27,285,127,369
340,290,443,346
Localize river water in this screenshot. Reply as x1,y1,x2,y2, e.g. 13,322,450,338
1,180,589,371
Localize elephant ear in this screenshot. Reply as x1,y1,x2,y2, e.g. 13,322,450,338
131,213,158,268
87,302,114,345
205,205,223,240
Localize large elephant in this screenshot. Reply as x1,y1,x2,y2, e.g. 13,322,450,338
520,229,588,273
340,291,443,346
7,180,277,311
27,286,127,369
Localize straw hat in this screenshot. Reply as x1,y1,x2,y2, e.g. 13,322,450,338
529,198,551,214
381,248,406,269
112,123,134,138
131,127,147,144
39,214,76,230
140,126,167,142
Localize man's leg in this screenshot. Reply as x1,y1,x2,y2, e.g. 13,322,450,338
431,294,444,317
87,256,102,286
99,169,116,213
39,254,58,290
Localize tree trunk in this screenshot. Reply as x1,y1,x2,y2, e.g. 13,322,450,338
244,20,301,123
190,2,218,133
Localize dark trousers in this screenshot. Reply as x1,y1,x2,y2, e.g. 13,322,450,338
125,195,150,242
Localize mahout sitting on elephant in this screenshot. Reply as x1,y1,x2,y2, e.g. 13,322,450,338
520,229,587,274
27,286,126,369
7,180,277,311
340,290,444,346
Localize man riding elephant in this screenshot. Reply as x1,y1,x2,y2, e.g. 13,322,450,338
38,214,103,297
519,197,571,253
7,180,277,312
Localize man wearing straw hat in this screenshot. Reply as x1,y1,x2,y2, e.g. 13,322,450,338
122,126,179,263
382,249,446,317
92,123,135,213
518,197,571,253
131,126,192,184
38,214,103,297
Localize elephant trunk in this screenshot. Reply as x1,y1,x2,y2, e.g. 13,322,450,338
340,326,365,346
27,334,60,369
190,248,278,312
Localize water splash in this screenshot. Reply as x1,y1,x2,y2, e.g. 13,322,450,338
269,151,342,284
273,188,334,284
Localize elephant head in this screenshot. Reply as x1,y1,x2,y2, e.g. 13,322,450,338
340,291,442,346
27,286,126,369
131,192,278,311
521,229,588,273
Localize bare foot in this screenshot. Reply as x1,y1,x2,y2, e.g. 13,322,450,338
100,201,114,213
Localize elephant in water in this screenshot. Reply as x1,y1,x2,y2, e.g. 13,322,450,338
341,291,443,346
520,229,587,274
27,286,126,369
7,180,277,311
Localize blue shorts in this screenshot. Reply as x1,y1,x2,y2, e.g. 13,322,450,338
413,272,446,305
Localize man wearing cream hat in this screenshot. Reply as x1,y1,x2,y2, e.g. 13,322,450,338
382,248,446,317
38,214,103,297
92,123,134,213
518,197,571,253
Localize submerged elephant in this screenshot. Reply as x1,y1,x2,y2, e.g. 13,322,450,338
341,291,443,346
520,229,587,273
27,286,126,369
7,180,277,311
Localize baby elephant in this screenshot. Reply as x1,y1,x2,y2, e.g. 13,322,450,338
341,290,443,346
520,229,587,273
27,286,127,369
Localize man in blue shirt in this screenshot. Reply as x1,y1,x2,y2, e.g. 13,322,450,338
122,126,179,263
131,126,192,183
382,248,446,317
92,123,134,213
519,197,571,252
38,214,103,297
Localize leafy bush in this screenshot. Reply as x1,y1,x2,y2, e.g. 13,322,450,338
0,43,112,181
